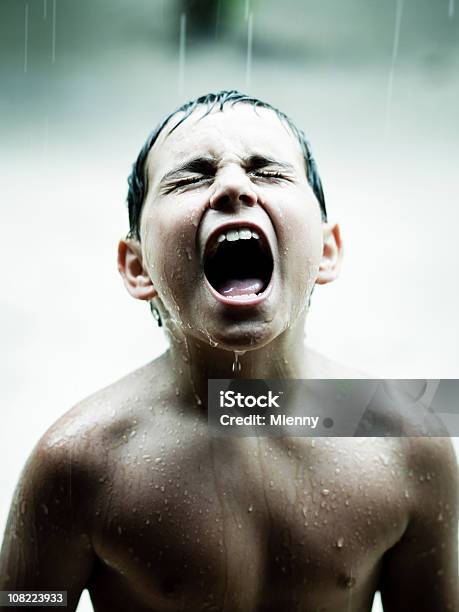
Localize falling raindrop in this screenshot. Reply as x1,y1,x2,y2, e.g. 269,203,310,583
245,12,253,89
43,0,47,19
232,352,242,373
41,114,49,161
245,0,250,20
24,3,29,74
52,0,56,64
178,13,186,95
215,0,222,39
449,0,455,18
336,537,344,549
385,0,404,139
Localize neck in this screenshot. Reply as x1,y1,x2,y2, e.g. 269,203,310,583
164,311,310,408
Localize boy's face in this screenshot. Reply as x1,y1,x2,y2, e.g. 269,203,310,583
129,104,339,349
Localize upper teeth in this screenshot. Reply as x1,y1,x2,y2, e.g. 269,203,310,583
216,227,260,243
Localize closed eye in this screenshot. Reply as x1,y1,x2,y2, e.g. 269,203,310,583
250,169,289,181
163,176,211,193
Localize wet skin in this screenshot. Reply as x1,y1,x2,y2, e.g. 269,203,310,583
0,353,457,612
1,105,458,610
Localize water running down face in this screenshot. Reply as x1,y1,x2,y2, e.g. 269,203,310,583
120,104,342,350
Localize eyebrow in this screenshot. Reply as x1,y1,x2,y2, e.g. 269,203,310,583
159,153,295,185
244,154,295,172
159,155,219,184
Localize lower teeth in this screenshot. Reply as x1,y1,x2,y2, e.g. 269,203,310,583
226,293,258,300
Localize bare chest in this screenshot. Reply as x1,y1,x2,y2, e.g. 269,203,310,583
90,437,409,611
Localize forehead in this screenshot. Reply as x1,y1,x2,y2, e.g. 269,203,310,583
146,104,305,180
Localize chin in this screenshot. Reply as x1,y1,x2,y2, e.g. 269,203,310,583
197,314,286,352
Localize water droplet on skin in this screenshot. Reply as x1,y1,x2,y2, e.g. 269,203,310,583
232,352,242,373
321,489,330,496
341,575,356,589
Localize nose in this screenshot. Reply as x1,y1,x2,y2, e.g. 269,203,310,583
209,167,257,211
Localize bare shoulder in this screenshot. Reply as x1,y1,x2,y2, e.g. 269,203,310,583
33,353,172,480
403,436,458,488
389,436,458,528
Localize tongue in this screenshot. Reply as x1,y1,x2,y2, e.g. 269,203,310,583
216,278,264,297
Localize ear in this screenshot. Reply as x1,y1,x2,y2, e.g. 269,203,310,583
117,239,157,300
316,222,343,285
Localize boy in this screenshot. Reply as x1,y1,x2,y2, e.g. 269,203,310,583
1,91,457,611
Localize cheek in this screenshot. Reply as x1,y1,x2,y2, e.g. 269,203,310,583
282,198,323,259
141,207,200,300
284,202,323,298
293,227,322,287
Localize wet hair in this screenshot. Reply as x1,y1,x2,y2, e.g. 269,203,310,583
126,90,327,240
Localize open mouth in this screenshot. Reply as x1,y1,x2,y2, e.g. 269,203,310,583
203,224,274,304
